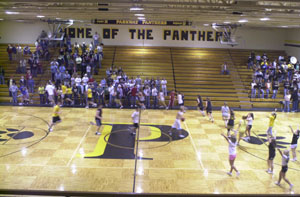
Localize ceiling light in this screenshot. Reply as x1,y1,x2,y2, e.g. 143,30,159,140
260,17,270,21
135,14,144,16
5,11,19,15
56,18,61,20
280,26,288,28
238,19,248,23
37,15,45,18
223,21,231,24
265,8,272,11
0,19,3,21
130,7,144,11
137,17,146,20
203,24,209,26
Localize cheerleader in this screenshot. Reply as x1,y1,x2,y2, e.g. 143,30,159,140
221,130,240,176
288,125,300,161
245,113,254,142
266,110,277,140
205,97,214,122
237,116,247,145
221,102,230,127
275,149,293,190
196,95,205,116
266,137,276,174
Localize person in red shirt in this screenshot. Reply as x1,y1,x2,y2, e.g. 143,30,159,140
131,85,137,107
167,90,175,109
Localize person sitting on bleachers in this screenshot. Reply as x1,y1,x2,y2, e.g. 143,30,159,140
262,53,268,61
271,79,279,99
221,62,229,75
19,85,30,105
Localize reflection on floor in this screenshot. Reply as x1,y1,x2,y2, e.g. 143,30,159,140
0,106,299,194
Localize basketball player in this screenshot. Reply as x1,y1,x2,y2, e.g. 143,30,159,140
275,149,293,190
205,97,214,122
266,110,277,140
168,106,185,138
221,130,240,177
221,102,230,127
266,137,276,174
131,108,140,135
48,101,62,132
90,105,103,135
288,125,300,161
196,95,205,116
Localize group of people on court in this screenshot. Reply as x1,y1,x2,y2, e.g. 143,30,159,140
48,95,299,190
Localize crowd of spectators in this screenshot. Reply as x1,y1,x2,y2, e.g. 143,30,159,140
248,52,300,112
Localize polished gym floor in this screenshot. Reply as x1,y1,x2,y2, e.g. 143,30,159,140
0,106,299,194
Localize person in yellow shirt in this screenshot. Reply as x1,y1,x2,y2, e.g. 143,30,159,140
266,110,277,140
61,84,67,104
38,84,45,105
237,116,247,145
65,85,74,106
86,84,97,108
49,101,62,132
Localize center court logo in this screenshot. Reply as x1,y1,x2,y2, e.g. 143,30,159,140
82,124,189,160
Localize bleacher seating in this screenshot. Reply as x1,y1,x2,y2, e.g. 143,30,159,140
0,44,288,109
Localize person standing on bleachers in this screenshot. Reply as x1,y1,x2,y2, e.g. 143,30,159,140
272,79,279,99
12,45,17,61
291,90,299,112
0,66,5,84
16,45,22,60
7,44,13,61
50,61,58,82
221,62,229,75
284,91,291,113
9,82,18,104
250,80,256,98
152,86,158,109
38,84,45,105
93,32,100,47
27,76,35,94
161,78,167,96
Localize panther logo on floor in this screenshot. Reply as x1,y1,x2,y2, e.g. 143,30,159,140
244,134,290,149
0,128,34,142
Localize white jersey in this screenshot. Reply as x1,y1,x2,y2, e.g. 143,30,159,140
221,106,230,116
82,77,89,85
247,117,253,126
282,155,289,166
159,92,165,101
75,77,81,86
177,94,183,104
161,80,167,88
152,88,158,97
132,111,140,124
45,84,55,96
229,140,237,155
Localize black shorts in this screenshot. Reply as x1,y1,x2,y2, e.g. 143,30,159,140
88,97,92,101
281,166,288,173
52,116,61,123
95,118,102,126
206,109,212,113
247,125,252,130
179,103,184,106
198,105,204,111
268,153,275,160
133,123,139,128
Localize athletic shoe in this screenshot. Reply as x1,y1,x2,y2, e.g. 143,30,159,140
95,132,101,135
85,106,89,109
292,158,297,162
169,132,172,136
236,171,240,177
131,132,136,136
120,106,123,109
275,181,280,186
227,172,232,176
178,134,185,138
48,127,53,132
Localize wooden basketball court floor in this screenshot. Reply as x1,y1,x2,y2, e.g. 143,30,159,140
0,106,300,195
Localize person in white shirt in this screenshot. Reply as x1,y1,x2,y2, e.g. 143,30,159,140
161,78,167,96
152,87,158,108
177,92,184,107
143,85,151,108
158,90,167,109
108,85,115,107
221,102,230,127
16,45,22,60
221,130,240,177
245,113,254,141
131,108,140,135
89,42,94,52
45,82,55,105
275,149,293,189
86,65,92,78
75,76,82,87
82,74,89,85
168,106,185,138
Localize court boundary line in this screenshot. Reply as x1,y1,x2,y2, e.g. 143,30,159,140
184,121,204,170
66,125,91,167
